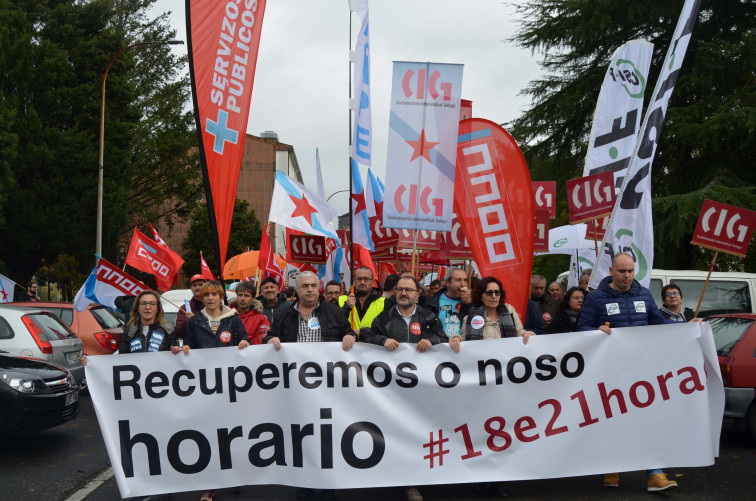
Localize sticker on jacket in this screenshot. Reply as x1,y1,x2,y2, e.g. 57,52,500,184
471,316,485,329
147,332,164,352
606,303,620,315
130,338,143,352
219,331,232,343
445,313,461,337
634,301,647,313
410,322,422,335
308,317,321,330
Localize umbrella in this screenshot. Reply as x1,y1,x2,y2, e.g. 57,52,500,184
223,251,287,280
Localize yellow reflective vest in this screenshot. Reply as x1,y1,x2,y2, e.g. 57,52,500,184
338,294,385,331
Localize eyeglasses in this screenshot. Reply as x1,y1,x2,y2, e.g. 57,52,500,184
665,291,681,297
139,301,158,307
484,290,502,297
354,277,372,282
396,287,417,294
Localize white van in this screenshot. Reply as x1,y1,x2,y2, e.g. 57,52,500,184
556,269,756,317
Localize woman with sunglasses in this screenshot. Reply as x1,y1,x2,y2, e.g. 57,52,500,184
461,276,535,343
81,290,176,365
546,287,587,334
459,276,533,498
659,284,694,322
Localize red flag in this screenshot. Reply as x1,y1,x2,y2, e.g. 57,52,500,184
200,251,215,280
125,229,182,292
454,119,534,319
187,0,267,269
437,266,447,281
259,230,284,292
147,222,185,281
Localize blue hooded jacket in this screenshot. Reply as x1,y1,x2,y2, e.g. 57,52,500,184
577,276,671,331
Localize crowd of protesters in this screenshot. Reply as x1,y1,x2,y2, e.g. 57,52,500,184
75,251,706,501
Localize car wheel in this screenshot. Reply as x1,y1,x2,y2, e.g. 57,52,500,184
748,402,756,444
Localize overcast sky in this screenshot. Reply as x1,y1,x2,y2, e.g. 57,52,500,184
152,0,543,215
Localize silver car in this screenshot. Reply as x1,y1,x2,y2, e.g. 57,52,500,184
0,305,85,387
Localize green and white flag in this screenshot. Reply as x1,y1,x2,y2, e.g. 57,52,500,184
590,0,701,288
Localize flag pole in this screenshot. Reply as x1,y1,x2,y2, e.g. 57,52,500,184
694,251,718,319
348,5,355,282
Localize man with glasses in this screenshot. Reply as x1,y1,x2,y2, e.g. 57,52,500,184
361,275,456,501
338,266,385,336
16,281,39,302
427,268,472,338
324,280,342,305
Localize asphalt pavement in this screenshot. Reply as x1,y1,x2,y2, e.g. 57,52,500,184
1,394,755,501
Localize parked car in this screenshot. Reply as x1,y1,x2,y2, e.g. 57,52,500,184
707,313,756,441
9,302,123,356
0,305,85,386
0,351,80,432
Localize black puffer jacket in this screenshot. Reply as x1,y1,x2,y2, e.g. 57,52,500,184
361,304,446,346
257,292,292,324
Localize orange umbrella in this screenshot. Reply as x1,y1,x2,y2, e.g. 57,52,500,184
223,251,287,280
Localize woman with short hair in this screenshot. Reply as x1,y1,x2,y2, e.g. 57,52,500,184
659,284,694,322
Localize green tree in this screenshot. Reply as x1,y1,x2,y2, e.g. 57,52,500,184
181,199,264,282
0,0,200,282
510,0,756,272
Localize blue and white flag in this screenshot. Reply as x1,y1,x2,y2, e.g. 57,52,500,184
365,167,384,218
269,170,339,241
73,257,149,312
0,273,15,303
351,160,374,251
350,0,371,165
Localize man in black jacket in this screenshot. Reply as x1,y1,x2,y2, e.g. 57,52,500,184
262,270,353,500
263,271,355,350
362,276,458,353
257,276,292,324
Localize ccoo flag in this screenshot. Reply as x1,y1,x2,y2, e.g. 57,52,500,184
187,0,267,269
269,171,339,241
74,258,149,312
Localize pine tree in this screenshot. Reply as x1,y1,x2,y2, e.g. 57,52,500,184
510,0,756,272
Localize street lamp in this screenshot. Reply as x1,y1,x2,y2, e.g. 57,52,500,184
96,40,184,257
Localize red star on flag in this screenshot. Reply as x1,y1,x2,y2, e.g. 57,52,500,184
352,191,367,215
0,290,7,301
405,129,439,162
289,194,318,226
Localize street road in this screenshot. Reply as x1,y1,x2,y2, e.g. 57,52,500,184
1,394,754,500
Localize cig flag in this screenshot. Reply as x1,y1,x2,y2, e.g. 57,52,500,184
383,61,463,231
591,0,701,289
269,171,339,241
350,0,371,165
187,0,267,268
74,257,149,312
583,40,654,189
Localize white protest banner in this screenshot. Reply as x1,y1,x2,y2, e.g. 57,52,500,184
87,323,722,498
591,0,701,289
583,40,654,188
383,61,463,231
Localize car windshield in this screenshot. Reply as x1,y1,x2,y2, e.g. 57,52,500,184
90,307,123,328
706,317,755,356
28,313,77,340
